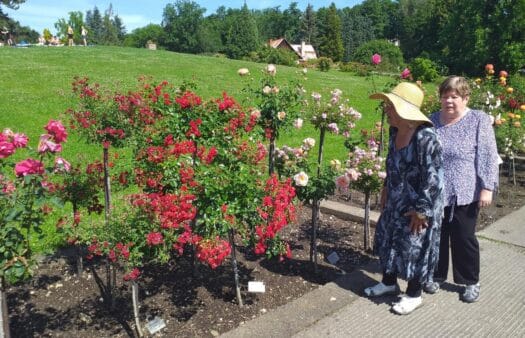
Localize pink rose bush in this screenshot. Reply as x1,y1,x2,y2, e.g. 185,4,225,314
1,121,69,285
336,139,385,195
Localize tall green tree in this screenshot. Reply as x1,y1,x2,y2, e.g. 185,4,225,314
162,0,205,53
54,11,83,43
0,0,24,9
317,3,343,62
299,4,317,44
255,6,284,42
85,7,103,44
341,7,375,62
225,3,259,59
282,2,302,42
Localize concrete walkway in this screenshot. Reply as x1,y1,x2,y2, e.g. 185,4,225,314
222,203,525,338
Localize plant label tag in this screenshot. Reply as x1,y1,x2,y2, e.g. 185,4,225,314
248,281,266,293
327,251,340,264
145,316,166,334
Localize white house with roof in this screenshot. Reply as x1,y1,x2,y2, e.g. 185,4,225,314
267,38,317,61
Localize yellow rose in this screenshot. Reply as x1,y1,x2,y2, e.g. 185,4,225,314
513,121,521,128
506,87,514,94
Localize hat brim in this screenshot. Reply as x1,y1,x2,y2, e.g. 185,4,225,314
370,92,432,125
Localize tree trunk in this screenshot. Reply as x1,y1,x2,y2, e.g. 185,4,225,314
0,277,10,338
364,191,371,251
132,281,144,337
379,111,385,157
229,229,243,306
310,199,320,273
309,127,325,273
268,135,276,175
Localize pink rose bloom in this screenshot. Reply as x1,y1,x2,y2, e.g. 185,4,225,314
54,157,71,173
336,175,350,192
0,141,15,159
38,134,62,153
146,232,164,246
345,168,360,181
15,158,45,177
401,68,411,79
327,123,339,134
2,180,16,194
45,120,68,143
12,133,29,148
371,53,382,65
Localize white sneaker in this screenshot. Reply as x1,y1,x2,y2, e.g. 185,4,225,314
392,295,422,315
364,282,400,297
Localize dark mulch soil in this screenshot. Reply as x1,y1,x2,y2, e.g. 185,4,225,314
6,163,525,337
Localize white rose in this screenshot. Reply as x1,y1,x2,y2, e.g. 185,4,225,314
294,118,303,129
302,137,316,149
277,111,286,120
237,68,250,76
266,64,277,76
293,171,309,186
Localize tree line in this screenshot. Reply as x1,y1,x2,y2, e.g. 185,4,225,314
1,0,524,75
124,0,525,75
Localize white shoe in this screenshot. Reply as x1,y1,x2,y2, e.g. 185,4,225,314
392,295,422,315
364,282,400,297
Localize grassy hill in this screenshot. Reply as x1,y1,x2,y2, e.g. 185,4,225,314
0,45,395,161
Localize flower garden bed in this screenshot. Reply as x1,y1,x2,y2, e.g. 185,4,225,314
6,164,524,337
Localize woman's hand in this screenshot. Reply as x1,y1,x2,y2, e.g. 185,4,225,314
404,210,428,234
478,189,493,208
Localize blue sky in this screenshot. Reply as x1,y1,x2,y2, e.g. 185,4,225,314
4,1,362,34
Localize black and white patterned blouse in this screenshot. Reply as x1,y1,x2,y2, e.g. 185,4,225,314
430,109,499,207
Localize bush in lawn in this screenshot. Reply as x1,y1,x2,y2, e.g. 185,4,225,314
352,40,404,73
409,57,440,82
317,57,332,72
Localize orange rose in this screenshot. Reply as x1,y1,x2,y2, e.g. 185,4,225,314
520,104,525,111
513,121,521,128
507,112,515,119
499,70,508,78
495,119,503,125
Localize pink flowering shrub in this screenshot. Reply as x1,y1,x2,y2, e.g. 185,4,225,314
0,122,69,285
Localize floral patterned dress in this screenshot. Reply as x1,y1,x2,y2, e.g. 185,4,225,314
374,125,444,282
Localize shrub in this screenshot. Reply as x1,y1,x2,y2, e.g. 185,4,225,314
410,57,440,82
339,62,368,76
352,40,404,72
317,57,332,72
256,46,298,67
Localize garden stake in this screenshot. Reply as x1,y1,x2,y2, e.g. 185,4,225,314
363,191,371,251
310,200,320,273
229,229,243,306
0,277,10,338
310,127,325,273
76,244,83,276
268,134,276,175
131,281,144,337
102,147,116,309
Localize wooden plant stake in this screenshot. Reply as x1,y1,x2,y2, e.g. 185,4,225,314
132,281,144,337
229,229,243,306
0,277,10,338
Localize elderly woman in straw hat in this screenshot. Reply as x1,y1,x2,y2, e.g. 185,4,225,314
364,82,444,315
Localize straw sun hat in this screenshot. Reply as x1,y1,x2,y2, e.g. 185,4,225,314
369,82,432,125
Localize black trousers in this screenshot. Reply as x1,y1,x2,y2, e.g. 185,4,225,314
435,201,480,285
382,273,422,297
